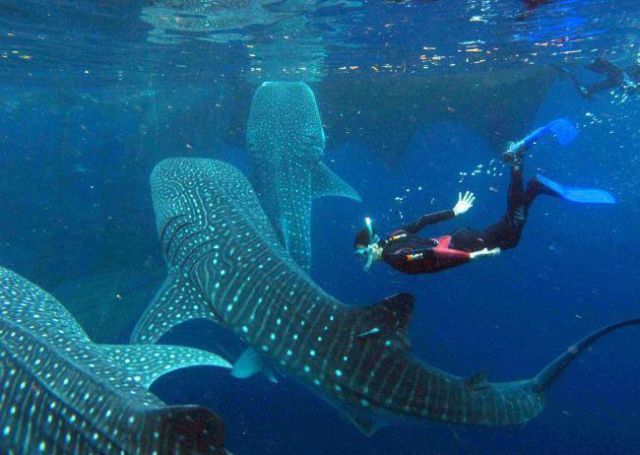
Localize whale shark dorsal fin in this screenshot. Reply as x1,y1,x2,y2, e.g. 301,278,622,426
131,272,214,344
465,370,490,391
355,293,414,351
231,347,278,383
312,162,362,201
97,344,232,389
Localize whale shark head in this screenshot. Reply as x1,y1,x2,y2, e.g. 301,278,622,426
247,81,326,161
245,81,360,271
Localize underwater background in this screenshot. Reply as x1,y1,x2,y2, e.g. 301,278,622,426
1,0,639,453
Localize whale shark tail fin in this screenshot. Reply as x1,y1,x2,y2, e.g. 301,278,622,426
312,162,361,202
532,318,640,393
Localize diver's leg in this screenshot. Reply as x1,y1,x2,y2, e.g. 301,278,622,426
586,57,623,77
450,228,486,252
584,78,620,97
486,168,527,250
506,167,526,217
452,169,526,252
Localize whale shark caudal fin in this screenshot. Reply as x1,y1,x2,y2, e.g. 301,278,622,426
98,344,232,388
532,318,640,393
131,271,215,344
143,405,226,454
312,162,362,201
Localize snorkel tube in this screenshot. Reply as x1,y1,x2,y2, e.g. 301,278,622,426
365,216,376,241
355,217,381,271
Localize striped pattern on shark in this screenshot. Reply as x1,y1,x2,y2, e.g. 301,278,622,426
246,81,361,271
132,157,640,433
0,265,231,454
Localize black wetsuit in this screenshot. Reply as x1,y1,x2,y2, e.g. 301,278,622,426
380,169,546,274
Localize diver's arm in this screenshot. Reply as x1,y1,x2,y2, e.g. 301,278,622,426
402,191,475,234
452,191,475,216
401,210,454,234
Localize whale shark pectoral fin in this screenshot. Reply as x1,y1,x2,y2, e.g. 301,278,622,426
354,293,414,351
131,272,213,344
345,410,382,436
312,162,362,202
231,347,278,383
97,344,232,389
464,370,490,392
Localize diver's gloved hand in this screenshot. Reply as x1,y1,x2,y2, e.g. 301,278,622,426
469,247,501,260
453,191,475,216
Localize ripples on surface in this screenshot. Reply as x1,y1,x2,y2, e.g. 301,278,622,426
0,0,638,88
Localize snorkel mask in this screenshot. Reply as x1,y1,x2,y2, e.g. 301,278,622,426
354,217,381,271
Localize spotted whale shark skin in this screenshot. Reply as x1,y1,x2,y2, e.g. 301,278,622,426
0,265,231,454
132,157,640,434
246,81,361,271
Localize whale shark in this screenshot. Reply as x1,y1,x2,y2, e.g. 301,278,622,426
132,157,639,434
246,81,361,271
0,265,231,454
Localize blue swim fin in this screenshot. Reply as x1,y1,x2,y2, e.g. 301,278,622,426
536,174,617,204
521,119,578,148
546,119,578,145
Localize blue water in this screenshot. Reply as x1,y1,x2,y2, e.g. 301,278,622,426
1,0,640,453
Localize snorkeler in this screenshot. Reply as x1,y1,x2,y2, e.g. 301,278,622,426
557,57,640,100
354,119,616,274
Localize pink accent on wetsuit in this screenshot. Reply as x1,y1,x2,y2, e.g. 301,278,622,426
429,235,471,271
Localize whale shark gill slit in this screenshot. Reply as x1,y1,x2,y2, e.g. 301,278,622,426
159,214,187,257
